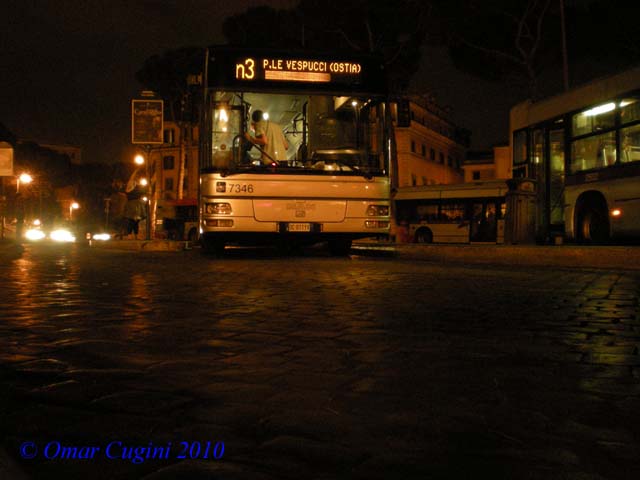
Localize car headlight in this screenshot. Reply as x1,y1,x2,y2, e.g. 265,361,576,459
50,229,76,242
25,228,46,241
92,233,111,241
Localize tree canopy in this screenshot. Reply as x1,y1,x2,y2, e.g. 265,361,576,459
135,47,204,122
135,1,640,114
222,0,432,93
431,0,640,99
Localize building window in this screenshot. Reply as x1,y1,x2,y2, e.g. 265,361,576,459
472,171,481,180
421,176,428,185
447,155,453,166
439,152,445,164
163,156,175,170
421,144,426,157
163,129,175,144
411,173,417,186
411,140,416,153
430,148,435,161
164,178,174,191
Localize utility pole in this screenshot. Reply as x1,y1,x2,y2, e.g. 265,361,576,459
559,0,570,91
131,91,163,240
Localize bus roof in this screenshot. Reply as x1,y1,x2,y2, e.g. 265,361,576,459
395,180,509,200
510,66,640,132
206,45,387,96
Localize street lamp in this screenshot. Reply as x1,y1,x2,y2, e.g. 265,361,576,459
69,201,79,220
17,173,33,193
133,153,151,240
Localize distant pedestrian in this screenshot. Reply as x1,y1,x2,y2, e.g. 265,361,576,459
124,197,145,240
109,190,127,239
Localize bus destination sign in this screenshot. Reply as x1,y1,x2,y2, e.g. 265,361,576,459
235,57,362,84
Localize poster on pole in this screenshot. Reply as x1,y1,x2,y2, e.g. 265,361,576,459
131,99,164,144
0,142,14,177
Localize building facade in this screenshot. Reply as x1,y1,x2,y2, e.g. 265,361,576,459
463,145,512,182
392,95,469,187
149,122,200,204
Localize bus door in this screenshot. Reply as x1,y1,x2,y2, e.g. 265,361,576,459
549,127,565,232
470,201,498,242
211,103,244,168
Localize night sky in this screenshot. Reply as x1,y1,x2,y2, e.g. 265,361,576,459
1,1,626,165
2,0,295,165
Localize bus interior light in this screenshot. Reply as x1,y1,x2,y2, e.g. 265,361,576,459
583,102,616,117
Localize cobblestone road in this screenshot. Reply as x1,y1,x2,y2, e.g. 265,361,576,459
1,244,639,479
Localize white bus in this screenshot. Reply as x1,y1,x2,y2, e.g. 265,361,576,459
510,67,640,243
395,181,508,244
199,47,393,255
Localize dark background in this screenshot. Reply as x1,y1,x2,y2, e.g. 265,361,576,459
2,0,637,165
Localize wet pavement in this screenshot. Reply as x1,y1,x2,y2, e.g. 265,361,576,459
1,243,640,479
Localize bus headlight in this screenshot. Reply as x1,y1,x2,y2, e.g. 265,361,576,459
206,202,232,214
366,205,389,216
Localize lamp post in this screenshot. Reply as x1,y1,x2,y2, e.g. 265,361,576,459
15,173,33,240
17,173,32,193
134,153,151,240
69,201,79,221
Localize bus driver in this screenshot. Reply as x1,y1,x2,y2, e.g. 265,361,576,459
244,110,289,165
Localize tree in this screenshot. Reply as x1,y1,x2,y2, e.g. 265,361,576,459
0,122,17,145
432,0,559,100
136,47,204,200
432,0,640,101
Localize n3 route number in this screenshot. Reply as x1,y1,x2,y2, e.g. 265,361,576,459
227,183,254,194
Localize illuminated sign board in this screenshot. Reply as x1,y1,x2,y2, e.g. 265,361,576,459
206,48,386,94
131,99,164,145
235,57,363,84
0,142,13,177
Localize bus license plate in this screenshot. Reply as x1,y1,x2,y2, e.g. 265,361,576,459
287,223,311,232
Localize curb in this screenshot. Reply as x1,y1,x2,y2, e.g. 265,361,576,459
353,242,640,270
88,240,189,252
86,238,640,270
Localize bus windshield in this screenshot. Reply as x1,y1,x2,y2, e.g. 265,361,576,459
202,91,388,177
